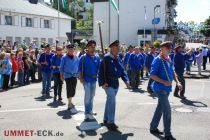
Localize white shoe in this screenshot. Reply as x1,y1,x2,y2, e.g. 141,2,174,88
88,114,95,120
91,111,97,116
70,108,78,114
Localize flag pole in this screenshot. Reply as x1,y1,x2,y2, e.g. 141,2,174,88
97,21,106,83
57,0,60,50
144,6,146,47
117,0,119,41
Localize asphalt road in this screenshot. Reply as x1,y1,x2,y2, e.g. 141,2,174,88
0,64,210,140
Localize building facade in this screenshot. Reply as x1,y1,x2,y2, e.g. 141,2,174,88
0,0,73,47
91,0,177,46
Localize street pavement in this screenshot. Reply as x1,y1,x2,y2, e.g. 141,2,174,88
0,64,210,140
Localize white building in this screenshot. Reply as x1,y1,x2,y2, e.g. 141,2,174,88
91,0,177,46
0,0,73,46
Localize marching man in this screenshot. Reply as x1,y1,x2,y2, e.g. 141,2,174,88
98,40,130,130
78,40,100,122
149,41,182,140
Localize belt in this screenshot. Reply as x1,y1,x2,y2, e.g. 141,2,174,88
84,74,97,78
64,71,78,75
108,76,118,81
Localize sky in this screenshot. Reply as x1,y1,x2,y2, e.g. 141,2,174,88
176,0,210,23
44,0,210,23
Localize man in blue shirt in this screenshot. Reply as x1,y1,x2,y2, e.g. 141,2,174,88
123,45,133,84
145,46,157,94
60,44,79,112
140,47,146,79
127,47,144,89
150,41,182,140
98,40,130,131
38,44,53,96
186,50,195,74
173,46,192,99
51,46,63,102
78,40,100,121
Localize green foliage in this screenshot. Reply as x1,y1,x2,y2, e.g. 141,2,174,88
76,20,93,30
51,0,71,17
77,0,84,7
200,16,210,37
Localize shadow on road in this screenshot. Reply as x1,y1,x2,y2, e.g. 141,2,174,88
34,95,53,102
99,130,134,140
130,88,146,94
47,101,66,108
56,109,72,119
181,99,208,107
76,126,98,138
34,96,46,101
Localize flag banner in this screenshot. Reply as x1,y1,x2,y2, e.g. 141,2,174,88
109,0,119,14
61,0,67,9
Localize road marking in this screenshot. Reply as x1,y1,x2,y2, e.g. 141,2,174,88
193,80,210,83
137,102,182,106
0,106,67,113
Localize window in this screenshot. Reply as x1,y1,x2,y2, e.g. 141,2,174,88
142,35,147,38
15,37,22,44
26,18,32,27
5,16,12,25
41,38,46,44
6,36,13,43
44,20,49,28
25,37,31,45
48,38,53,45
33,38,39,46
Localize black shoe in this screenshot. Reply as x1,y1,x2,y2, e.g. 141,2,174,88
150,129,164,135
103,120,107,125
174,94,179,98
84,118,90,122
107,123,118,130
180,96,186,99
58,97,62,101
147,89,154,94
53,97,57,102
165,135,176,140
67,107,72,110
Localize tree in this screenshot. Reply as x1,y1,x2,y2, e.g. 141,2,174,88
51,0,71,16
185,21,197,31
200,16,210,37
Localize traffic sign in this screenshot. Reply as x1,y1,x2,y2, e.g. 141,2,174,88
152,18,160,24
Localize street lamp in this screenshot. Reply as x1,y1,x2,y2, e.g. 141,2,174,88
153,5,160,42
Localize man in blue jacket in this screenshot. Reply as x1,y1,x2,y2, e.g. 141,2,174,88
145,46,157,94
127,47,144,89
123,45,133,83
78,40,100,121
38,44,53,96
51,46,63,102
98,40,130,130
173,46,192,99
140,47,146,79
